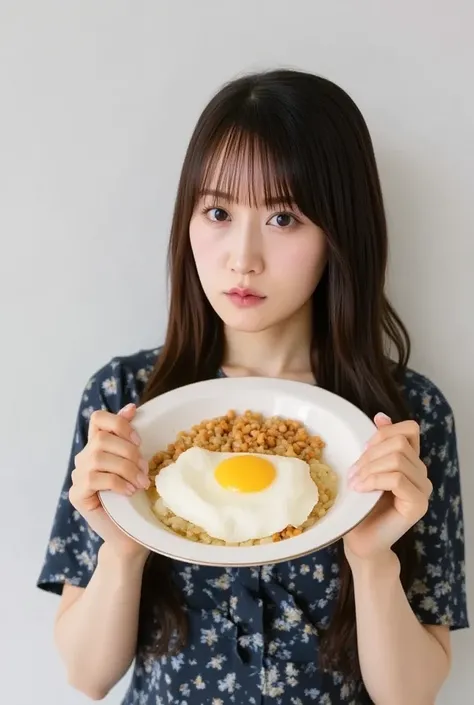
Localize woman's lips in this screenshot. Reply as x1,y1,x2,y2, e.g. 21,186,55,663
225,288,266,308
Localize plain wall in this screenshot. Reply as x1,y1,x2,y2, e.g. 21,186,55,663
0,1,472,703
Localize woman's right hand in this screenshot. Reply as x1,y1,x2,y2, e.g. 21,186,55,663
69,403,150,558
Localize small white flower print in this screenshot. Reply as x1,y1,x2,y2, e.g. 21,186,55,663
283,603,302,625
207,655,226,670
136,368,149,383
178,682,190,697
434,581,452,598
446,414,454,433
217,672,237,693
48,537,65,555
408,579,429,597
170,653,185,671
285,662,299,686
81,405,95,420
440,607,454,625
238,633,263,651
76,550,94,572
208,572,231,591
201,627,218,646
101,377,117,396
427,562,443,579
313,564,324,581
193,675,206,689
415,540,426,557
420,596,439,614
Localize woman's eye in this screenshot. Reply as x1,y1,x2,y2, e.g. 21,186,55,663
269,213,297,228
207,207,230,222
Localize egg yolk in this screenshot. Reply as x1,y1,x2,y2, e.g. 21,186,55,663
214,455,276,493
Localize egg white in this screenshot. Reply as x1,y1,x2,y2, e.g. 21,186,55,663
154,446,319,543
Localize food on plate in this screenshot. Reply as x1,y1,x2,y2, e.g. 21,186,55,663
146,409,338,546
154,447,319,543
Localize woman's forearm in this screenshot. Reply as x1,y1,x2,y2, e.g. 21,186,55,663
55,543,148,700
350,550,450,705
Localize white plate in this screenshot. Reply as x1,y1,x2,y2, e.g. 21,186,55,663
99,377,381,566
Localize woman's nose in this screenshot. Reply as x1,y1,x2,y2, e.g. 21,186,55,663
227,219,264,276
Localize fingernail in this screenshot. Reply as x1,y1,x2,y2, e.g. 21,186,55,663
125,482,136,495
136,473,150,489
130,430,141,446
375,412,391,422
139,458,149,475
119,403,135,415
347,465,358,479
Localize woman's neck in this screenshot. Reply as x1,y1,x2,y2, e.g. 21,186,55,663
222,303,314,383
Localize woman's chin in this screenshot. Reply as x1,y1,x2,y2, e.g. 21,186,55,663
220,313,283,335
216,308,270,334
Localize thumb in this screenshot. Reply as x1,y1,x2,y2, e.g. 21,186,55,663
374,412,392,429
117,403,137,421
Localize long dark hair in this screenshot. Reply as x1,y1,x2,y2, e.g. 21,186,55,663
138,69,417,675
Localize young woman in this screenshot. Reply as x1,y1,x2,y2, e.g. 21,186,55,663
38,69,468,704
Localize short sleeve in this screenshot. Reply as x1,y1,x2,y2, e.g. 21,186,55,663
407,384,469,630
37,363,125,595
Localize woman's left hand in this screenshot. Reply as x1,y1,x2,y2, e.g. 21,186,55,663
343,413,433,562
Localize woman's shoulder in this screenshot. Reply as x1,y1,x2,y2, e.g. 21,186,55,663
107,346,161,381
399,366,458,467
80,347,161,411
93,346,160,381
400,366,455,429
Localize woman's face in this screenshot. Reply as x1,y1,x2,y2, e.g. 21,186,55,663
189,176,327,333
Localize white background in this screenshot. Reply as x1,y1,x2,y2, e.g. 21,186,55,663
0,1,472,703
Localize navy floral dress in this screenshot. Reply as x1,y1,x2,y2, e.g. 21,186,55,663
37,348,469,704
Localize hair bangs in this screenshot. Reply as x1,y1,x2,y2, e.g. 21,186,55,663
197,123,298,211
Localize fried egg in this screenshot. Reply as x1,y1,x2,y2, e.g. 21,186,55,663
154,446,319,543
